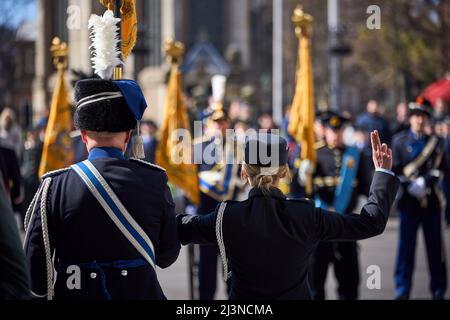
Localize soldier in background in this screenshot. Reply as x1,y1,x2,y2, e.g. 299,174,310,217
193,106,240,299
301,112,372,300
392,97,448,300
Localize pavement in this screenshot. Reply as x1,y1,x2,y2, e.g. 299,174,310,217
158,218,450,300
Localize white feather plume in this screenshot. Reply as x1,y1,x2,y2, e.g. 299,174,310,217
88,10,122,79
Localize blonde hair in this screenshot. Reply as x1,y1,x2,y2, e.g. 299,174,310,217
241,163,291,195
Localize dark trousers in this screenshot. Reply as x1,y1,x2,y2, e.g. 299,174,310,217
310,241,360,300
395,210,447,298
199,244,219,300
443,183,450,225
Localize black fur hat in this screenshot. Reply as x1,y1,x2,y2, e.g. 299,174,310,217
74,79,137,132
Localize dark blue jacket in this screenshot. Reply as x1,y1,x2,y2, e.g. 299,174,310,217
392,130,448,213
24,148,180,300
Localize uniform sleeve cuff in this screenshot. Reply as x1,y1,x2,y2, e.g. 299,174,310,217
375,168,395,177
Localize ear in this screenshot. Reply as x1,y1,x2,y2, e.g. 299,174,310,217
125,130,132,144
80,130,88,143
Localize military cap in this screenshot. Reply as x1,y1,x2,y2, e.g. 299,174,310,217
244,133,289,168
321,111,349,130
408,96,432,118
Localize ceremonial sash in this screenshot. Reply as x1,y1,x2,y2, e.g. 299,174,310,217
314,146,360,214
199,163,236,200
333,146,360,214
403,135,438,178
199,144,238,201
71,160,156,270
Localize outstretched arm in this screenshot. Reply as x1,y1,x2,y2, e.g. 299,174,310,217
176,210,218,245
313,131,399,241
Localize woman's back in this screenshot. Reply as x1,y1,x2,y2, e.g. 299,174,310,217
223,188,317,299
177,130,398,300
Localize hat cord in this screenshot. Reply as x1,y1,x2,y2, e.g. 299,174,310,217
132,120,145,159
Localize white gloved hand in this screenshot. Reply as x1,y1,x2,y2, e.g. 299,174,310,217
185,205,197,215
407,176,427,199
297,159,314,186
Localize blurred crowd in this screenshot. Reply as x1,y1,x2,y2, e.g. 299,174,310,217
0,96,449,230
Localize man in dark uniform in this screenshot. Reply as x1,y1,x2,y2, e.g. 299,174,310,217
178,131,399,299
193,106,240,300
23,77,180,300
301,112,372,300
289,110,328,199
392,97,448,300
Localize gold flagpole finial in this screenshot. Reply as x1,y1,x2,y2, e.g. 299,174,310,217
292,5,313,38
164,38,185,66
99,0,114,11
50,37,68,70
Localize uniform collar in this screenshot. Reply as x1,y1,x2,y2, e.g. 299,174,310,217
408,129,426,140
88,147,125,161
248,187,286,199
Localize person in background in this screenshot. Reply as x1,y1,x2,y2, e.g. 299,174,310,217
303,112,373,300
0,108,24,161
141,120,159,164
238,103,253,127
439,116,450,226
434,98,449,119
0,144,22,214
233,119,251,142
289,110,328,199
228,101,242,123
193,107,239,300
355,100,392,144
21,118,47,225
392,97,448,300
391,102,410,135
258,113,279,132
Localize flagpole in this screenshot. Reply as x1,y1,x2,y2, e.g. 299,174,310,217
113,0,123,80
272,0,283,125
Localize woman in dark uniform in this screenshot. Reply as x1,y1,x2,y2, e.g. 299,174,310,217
178,130,399,299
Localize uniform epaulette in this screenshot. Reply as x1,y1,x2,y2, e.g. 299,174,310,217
41,167,70,179
286,197,314,205
129,158,166,172
314,140,326,150
223,199,240,204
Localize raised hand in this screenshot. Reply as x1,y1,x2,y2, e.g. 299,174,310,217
370,130,393,170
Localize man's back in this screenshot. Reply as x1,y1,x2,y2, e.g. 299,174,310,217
24,155,180,300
